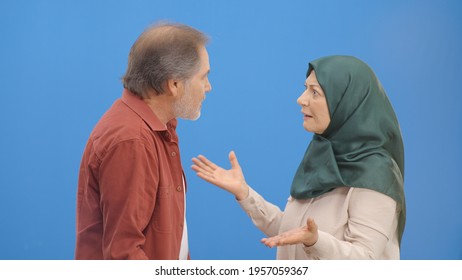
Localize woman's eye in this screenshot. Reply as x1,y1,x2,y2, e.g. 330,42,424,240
313,90,318,95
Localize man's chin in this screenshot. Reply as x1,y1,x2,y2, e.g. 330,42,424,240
180,112,201,121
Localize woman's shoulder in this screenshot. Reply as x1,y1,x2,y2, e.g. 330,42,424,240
349,187,398,210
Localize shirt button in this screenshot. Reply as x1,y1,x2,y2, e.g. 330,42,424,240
176,186,182,192
171,151,177,157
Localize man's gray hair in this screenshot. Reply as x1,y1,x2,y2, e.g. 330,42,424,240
122,22,208,98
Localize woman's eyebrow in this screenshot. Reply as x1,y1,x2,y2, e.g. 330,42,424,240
305,83,321,87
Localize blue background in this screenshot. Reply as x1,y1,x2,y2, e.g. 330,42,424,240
1,0,461,260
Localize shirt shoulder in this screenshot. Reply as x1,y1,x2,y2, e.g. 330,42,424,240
88,99,157,158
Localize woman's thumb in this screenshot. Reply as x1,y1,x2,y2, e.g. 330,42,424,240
229,150,240,169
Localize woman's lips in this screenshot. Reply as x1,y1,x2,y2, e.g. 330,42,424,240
302,112,313,120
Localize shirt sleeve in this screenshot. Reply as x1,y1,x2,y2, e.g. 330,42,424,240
303,188,399,259
98,139,159,260
237,187,284,237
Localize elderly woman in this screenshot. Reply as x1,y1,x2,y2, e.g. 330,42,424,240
192,55,405,260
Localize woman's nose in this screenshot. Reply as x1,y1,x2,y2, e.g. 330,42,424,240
297,92,309,106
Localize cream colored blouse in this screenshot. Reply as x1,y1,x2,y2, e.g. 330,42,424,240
238,186,400,259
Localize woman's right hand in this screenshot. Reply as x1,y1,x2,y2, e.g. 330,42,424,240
191,151,249,201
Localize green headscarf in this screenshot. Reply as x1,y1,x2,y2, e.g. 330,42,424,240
290,55,405,243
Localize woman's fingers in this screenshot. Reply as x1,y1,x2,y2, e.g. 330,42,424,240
261,233,287,248
197,155,219,171
261,237,278,248
192,157,214,174
261,235,288,248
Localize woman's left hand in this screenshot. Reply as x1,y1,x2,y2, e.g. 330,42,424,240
261,218,319,248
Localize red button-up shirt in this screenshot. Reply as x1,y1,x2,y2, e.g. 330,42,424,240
75,89,186,259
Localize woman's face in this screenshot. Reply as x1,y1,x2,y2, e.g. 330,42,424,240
297,71,331,134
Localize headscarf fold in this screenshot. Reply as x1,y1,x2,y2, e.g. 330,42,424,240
290,55,405,243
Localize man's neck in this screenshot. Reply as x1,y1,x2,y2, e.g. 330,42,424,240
143,95,175,125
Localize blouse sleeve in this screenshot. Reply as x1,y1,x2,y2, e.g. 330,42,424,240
237,187,284,237
304,188,399,259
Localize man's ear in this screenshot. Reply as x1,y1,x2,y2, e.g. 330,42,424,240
166,79,180,97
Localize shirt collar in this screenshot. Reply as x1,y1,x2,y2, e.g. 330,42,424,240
121,89,177,131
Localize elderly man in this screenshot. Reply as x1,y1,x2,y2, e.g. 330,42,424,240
75,22,212,260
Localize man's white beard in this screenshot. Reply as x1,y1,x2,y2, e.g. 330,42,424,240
173,88,201,120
